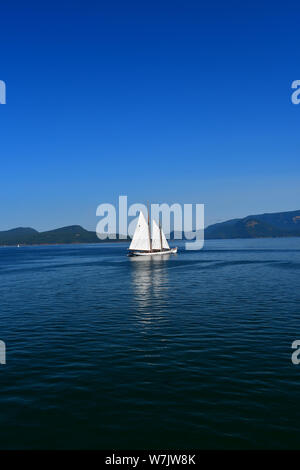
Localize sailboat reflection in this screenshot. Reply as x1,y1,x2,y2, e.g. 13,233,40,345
129,255,170,319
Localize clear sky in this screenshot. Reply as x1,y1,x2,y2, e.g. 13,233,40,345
0,1,299,231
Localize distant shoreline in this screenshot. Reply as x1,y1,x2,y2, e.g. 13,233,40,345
1,209,300,246
0,240,130,248
1,236,300,248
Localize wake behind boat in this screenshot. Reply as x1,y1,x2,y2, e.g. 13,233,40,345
128,207,177,257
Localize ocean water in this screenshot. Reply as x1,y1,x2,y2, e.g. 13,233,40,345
0,238,300,449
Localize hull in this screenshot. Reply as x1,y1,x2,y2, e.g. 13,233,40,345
129,247,177,257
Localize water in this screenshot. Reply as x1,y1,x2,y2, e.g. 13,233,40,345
0,238,300,449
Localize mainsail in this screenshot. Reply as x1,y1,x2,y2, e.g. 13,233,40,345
129,212,150,251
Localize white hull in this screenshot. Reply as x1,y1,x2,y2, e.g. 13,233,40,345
129,247,177,257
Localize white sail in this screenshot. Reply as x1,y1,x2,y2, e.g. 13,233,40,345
129,211,150,251
161,226,170,250
151,220,161,250
152,219,170,250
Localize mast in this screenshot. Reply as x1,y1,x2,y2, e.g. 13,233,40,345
147,201,152,252
159,218,163,252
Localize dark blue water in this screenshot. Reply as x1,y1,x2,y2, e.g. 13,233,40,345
0,239,300,449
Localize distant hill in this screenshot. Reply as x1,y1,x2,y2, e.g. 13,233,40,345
0,227,39,245
205,209,300,239
1,209,300,245
0,225,127,246
31,225,100,245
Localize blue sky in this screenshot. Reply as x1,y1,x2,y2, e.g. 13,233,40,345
0,1,299,231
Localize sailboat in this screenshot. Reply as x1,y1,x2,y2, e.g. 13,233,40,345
128,207,178,257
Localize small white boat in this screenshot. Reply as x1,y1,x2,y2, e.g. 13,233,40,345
128,205,177,257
